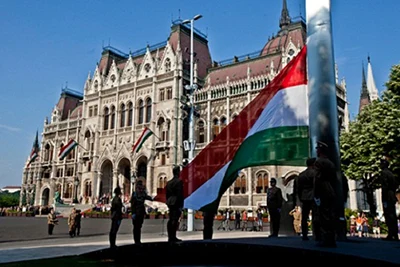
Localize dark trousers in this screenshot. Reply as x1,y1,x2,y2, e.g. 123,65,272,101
268,208,281,236
318,200,336,245
48,224,54,235
203,211,215,240
300,200,313,238
383,202,398,240
167,207,181,241
132,214,144,244
75,226,81,236
109,219,121,248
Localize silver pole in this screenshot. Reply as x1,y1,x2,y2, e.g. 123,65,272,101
187,18,195,232
306,0,345,239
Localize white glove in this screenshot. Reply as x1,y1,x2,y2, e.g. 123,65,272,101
314,197,321,207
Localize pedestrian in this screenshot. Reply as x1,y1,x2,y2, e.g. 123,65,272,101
313,141,336,247
296,157,317,241
289,206,302,235
109,187,123,249
74,209,82,236
166,165,184,243
68,208,76,237
47,208,58,235
130,179,153,244
266,177,283,237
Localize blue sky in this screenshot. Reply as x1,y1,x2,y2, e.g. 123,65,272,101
0,0,399,188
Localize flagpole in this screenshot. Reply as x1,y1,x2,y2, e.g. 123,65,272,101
306,0,346,240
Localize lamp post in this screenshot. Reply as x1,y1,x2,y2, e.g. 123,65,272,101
74,177,79,204
182,14,202,232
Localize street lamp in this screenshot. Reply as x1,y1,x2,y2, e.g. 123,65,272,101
181,14,202,232
74,177,79,204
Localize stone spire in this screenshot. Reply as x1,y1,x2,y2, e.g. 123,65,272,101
279,0,291,29
367,56,379,101
359,63,370,113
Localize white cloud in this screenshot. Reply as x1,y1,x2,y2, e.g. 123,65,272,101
0,124,21,132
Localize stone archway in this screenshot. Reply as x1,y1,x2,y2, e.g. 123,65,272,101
118,158,131,201
136,156,148,181
42,188,50,206
100,159,113,197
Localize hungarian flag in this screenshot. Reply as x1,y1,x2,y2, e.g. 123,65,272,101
27,131,40,167
181,46,309,211
132,127,153,153
59,139,78,160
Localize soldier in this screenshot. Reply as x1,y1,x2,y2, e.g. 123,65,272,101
379,158,399,241
130,180,153,244
109,187,123,249
266,177,283,237
313,141,336,247
297,157,317,241
166,166,184,243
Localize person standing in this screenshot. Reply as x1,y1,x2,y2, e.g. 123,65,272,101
74,209,82,236
130,180,153,244
68,208,76,238
289,206,302,235
166,166,184,243
109,187,123,249
266,178,283,237
297,157,317,241
47,208,58,235
313,141,336,247
379,159,399,241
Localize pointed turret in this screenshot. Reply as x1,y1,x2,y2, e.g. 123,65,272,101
367,56,379,101
279,0,291,29
359,63,370,112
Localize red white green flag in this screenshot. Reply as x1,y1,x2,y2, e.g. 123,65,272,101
27,130,40,167
182,46,309,211
59,139,78,160
132,127,153,153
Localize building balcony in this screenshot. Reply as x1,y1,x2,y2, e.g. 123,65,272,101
155,141,170,150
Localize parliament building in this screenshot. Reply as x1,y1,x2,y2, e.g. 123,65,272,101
21,1,354,211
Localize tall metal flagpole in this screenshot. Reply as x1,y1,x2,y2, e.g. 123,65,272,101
306,0,346,240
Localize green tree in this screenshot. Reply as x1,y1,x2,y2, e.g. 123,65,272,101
340,63,400,216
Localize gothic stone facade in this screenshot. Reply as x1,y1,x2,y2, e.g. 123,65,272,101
21,14,351,211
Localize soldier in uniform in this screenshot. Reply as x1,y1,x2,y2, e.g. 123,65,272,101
266,177,283,237
379,158,399,241
297,157,317,241
313,141,336,247
166,166,184,243
130,180,153,244
109,187,123,249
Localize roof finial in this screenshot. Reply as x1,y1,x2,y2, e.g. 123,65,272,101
279,0,291,29
367,53,370,63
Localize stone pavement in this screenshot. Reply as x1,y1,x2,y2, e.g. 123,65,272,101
0,231,266,264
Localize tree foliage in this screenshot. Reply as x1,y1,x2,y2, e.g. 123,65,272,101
340,64,400,215
0,191,20,207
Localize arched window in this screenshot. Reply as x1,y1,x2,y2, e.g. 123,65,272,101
167,87,172,100
138,100,144,124
103,107,109,130
256,172,269,193
157,117,166,141
197,121,205,143
212,118,219,140
234,174,246,194
220,117,227,130
158,176,168,189
120,103,126,128
127,102,133,126
110,106,116,129
145,98,152,123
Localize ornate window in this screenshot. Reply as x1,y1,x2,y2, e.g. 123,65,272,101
120,103,126,128
127,102,133,126
158,176,168,189
212,118,219,140
197,120,205,143
145,98,152,123
103,107,109,130
110,106,116,129
144,63,151,73
138,100,144,124
159,89,165,101
220,117,227,131
165,58,171,72
255,172,269,193
234,174,247,194
167,87,172,100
